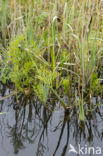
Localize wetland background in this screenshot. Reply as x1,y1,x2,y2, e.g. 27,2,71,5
0,0,103,155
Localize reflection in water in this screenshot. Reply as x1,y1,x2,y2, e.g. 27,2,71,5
0,83,103,156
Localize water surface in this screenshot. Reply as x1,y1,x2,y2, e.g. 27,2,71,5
0,84,103,156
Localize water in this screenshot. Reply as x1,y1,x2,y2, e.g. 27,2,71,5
0,84,103,156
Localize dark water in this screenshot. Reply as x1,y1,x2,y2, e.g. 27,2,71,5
0,84,103,156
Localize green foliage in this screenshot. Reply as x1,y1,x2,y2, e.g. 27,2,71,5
35,12,48,27
0,0,8,46
90,73,102,94
79,100,85,121
4,34,39,91
0,0,103,119
0,64,10,83
62,76,70,96
33,82,49,105
59,49,70,67
33,65,57,104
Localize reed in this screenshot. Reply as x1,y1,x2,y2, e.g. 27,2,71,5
0,0,103,120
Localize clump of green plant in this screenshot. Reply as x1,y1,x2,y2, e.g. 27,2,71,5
0,64,10,83
3,34,39,91
62,75,70,96
33,65,54,104
3,33,65,107
90,73,103,95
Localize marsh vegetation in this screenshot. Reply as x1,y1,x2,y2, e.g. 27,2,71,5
0,0,103,120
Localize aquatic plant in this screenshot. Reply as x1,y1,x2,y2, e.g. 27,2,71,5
0,0,103,120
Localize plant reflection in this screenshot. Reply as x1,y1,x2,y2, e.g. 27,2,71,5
0,84,103,155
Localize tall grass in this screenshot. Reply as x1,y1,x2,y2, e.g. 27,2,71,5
0,0,103,120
